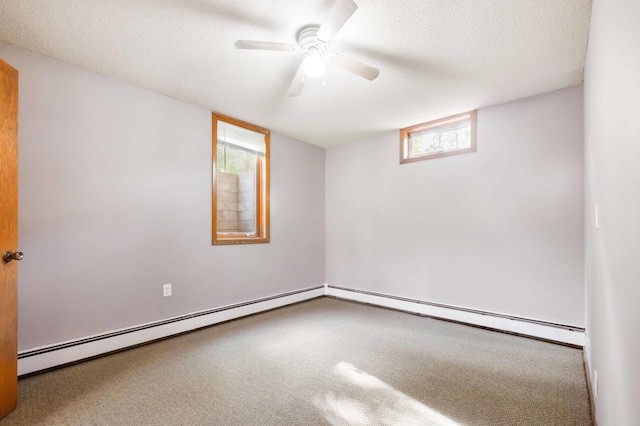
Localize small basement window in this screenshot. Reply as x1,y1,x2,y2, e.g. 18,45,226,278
212,113,269,245
400,110,477,164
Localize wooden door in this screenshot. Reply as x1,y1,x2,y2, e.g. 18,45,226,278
0,57,19,419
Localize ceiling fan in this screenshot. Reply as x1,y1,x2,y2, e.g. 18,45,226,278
234,0,380,97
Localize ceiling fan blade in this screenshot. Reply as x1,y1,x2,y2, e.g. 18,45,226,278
317,0,358,42
288,64,305,97
234,40,297,53
331,54,380,81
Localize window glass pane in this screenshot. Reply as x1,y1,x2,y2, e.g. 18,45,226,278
400,110,476,165
217,121,265,154
217,140,259,235
217,143,256,174
409,120,471,157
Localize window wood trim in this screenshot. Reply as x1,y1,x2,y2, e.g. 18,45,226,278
212,112,270,245
399,110,477,164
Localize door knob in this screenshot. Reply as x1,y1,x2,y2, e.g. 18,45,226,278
3,251,23,263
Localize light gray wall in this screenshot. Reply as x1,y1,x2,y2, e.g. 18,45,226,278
326,86,584,326
0,42,325,350
584,0,640,423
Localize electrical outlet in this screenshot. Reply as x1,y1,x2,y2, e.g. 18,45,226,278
594,370,598,399
163,283,172,297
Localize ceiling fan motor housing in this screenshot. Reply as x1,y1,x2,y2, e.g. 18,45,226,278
296,25,327,56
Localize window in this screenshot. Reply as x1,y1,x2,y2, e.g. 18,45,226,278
400,110,477,164
212,113,269,245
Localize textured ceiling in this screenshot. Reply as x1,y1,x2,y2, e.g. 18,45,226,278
0,0,591,147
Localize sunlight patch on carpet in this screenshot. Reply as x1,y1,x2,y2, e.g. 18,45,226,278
314,362,463,426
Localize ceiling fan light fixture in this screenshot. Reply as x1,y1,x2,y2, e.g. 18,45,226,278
235,1,380,96
303,48,326,77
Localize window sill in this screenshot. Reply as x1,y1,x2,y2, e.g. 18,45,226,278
400,146,476,164
212,236,270,245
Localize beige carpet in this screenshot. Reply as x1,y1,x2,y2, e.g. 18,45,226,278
1,297,591,425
